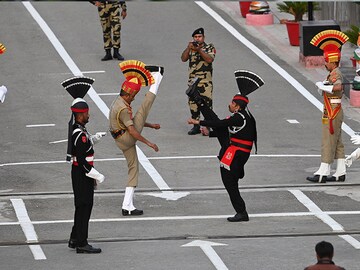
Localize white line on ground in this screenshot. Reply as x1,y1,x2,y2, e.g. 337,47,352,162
287,119,299,124
0,154,322,167
1,210,359,226
10,199,46,260
49,139,67,144
195,1,355,137
289,190,360,249
81,70,105,74
26,124,55,128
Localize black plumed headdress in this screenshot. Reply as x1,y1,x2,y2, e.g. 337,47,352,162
234,70,264,96
61,76,94,162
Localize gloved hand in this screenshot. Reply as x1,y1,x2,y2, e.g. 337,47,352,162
90,132,107,144
345,148,360,167
316,81,333,94
350,134,360,145
85,167,105,184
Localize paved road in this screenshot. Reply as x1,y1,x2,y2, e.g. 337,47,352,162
0,2,359,269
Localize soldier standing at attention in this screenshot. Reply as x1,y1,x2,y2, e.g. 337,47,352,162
307,30,349,183
181,27,216,135
62,77,106,254
90,1,127,61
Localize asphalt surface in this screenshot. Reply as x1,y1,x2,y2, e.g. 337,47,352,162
0,2,359,270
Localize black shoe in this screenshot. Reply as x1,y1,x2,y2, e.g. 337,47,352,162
76,244,101,254
188,125,201,135
101,49,113,61
68,238,77,249
326,175,346,182
122,208,144,216
306,175,327,183
145,65,164,75
113,48,124,61
227,211,249,222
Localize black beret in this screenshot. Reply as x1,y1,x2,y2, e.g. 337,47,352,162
192,27,204,37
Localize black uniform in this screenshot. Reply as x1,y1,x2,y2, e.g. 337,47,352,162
199,104,256,214
70,122,95,247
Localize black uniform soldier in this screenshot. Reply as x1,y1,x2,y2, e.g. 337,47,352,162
90,1,127,61
63,77,106,254
181,27,216,135
187,70,264,222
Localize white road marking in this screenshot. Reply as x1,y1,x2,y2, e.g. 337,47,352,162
22,1,187,201
287,119,299,124
290,190,360,249
26,124,55,128
49,139,67,144
0,154,322,167
182,240,228,270
195,1,355,137
0,210,359,226
10,199,46,260
81,70,105,74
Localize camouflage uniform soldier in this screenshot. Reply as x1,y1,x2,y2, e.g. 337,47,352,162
307,30,349,183
181,27,216,135
91,1,127,61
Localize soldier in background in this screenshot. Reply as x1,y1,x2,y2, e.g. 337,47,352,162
181,27,216,135
90,1,127,61
304,241,345,270
307,30,349,183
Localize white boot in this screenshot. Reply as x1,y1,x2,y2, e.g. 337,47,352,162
329,159,346,181
307,163,330,183
122,187,143,216
122,187,135,211
149,67,164,95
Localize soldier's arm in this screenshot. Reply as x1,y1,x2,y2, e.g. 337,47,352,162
75,133,93,173
144,122,160,129
127,125,159,152
197,48,214,64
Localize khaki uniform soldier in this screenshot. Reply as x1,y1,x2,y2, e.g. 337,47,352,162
109,60,164,216
0,43,7,103
181,27,216,135
307,30,349,183
91,1,127,61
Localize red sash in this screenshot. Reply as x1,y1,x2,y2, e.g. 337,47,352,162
323,95,341,134
220,139,253,170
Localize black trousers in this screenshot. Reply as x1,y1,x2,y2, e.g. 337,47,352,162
198,103,247,213
70,166,94,247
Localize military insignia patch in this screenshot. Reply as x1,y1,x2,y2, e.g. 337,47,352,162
82,135,87,143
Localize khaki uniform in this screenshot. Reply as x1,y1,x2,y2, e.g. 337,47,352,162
109,92,155,187
187,42,216,120
321,67,345,163
97,1,127,50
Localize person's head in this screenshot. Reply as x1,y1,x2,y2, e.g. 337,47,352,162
324,59,339,72
192,27,205,45
229,94,248,113
315,241,334,260
71,98,89,125
120,77,142,104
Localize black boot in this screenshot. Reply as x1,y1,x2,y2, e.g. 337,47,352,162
113,48,124,61
188,124,201,135
306,175,327,183
227,211,249,222
76,244,102,254
101,49,113,61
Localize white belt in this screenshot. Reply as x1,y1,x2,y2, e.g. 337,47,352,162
330,99,341,104
73,156,94,162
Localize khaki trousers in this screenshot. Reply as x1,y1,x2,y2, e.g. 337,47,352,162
115,92,156,187
321,108,345,163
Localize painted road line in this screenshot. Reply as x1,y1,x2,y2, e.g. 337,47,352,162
289,189,360,249
0,154,323,167
22,2,186,201
49,139,67,144
182,240,228,270
26,124,55,128
287,119,299,124
195,1,355,137
10,199,46,260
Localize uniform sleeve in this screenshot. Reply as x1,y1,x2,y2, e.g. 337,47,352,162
119,107,133,128
206,43,216,59
200,114,243,128
74,133,93,173
329,69,342,86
